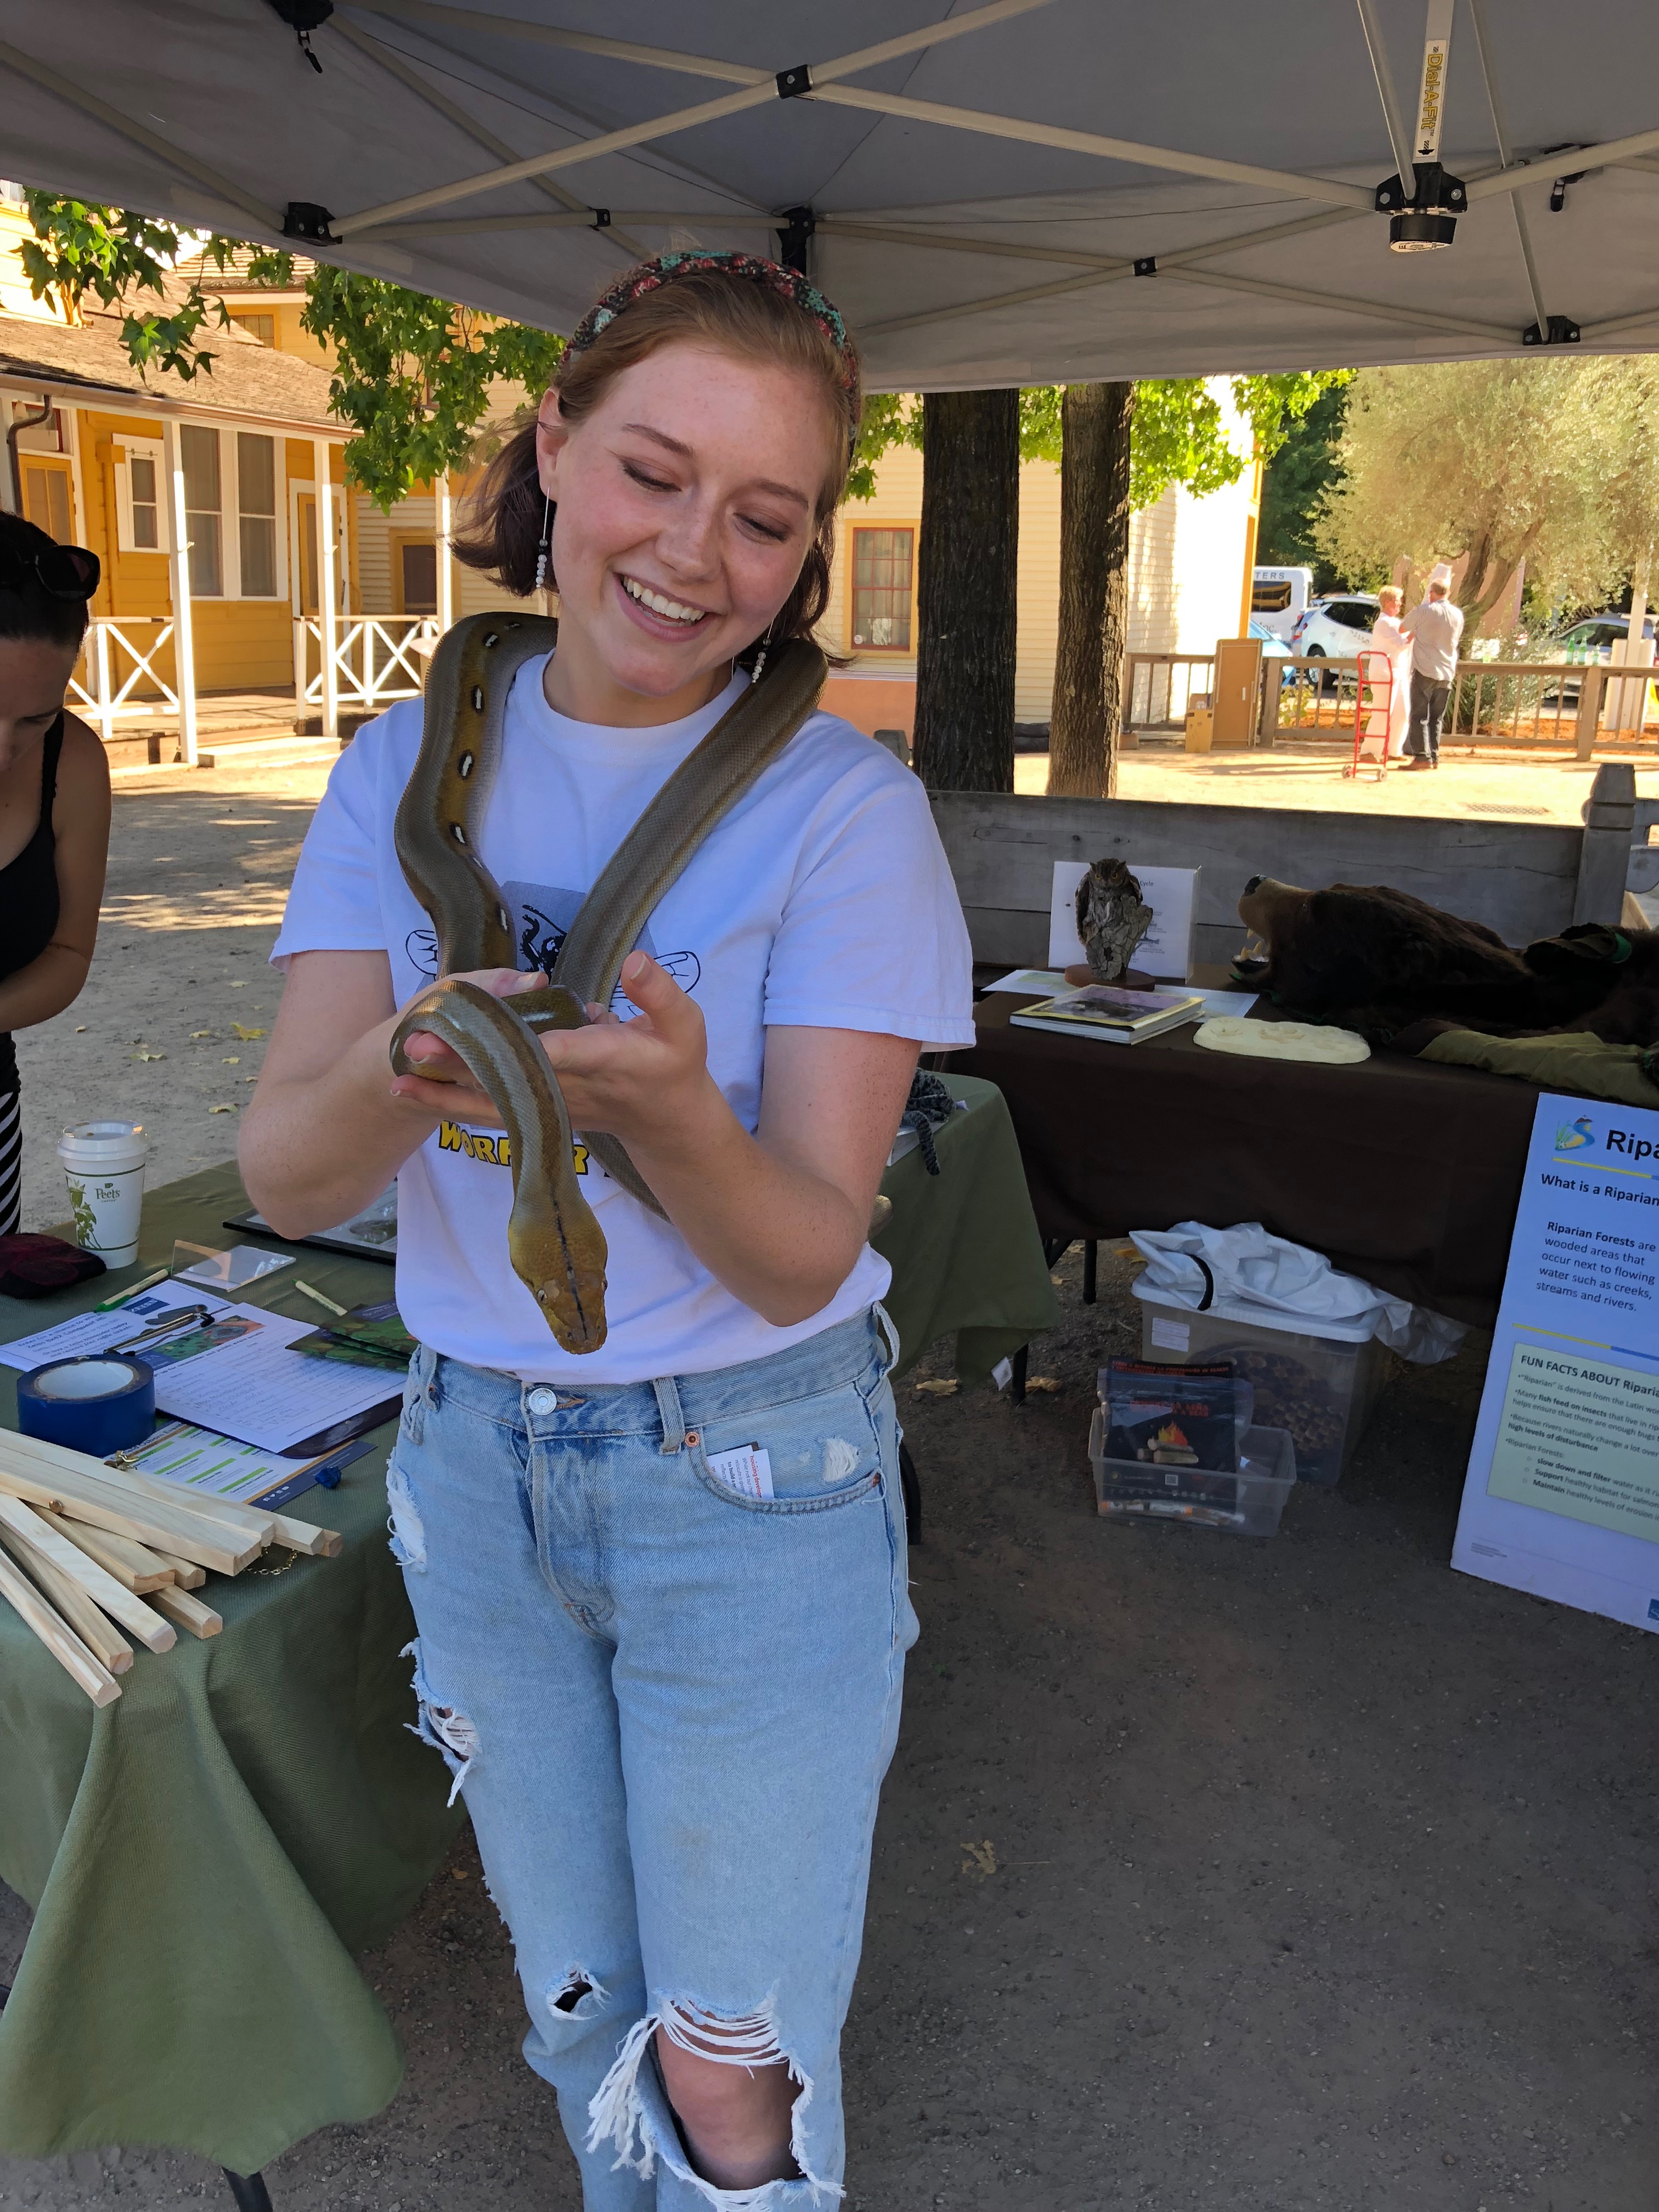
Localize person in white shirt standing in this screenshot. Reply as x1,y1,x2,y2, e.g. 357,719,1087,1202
1366,584,1414,757
241,253,975,2210
1399,564,1465,769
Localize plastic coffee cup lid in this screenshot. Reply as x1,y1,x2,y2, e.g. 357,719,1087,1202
58,1120,148,1158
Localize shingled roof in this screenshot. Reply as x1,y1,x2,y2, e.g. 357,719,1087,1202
0,301,341,432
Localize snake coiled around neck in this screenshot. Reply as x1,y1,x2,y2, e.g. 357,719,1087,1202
390,614,826,1353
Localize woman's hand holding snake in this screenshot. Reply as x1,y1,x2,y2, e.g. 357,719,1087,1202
392,952,718,1158
390,966,550,1126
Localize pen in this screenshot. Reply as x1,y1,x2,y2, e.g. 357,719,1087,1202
94,1266,170,1312
295,1279,349,1317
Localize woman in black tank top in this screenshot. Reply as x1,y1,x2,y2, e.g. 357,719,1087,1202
0,515,112,1233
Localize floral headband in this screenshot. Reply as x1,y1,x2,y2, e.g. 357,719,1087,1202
566,251,856,391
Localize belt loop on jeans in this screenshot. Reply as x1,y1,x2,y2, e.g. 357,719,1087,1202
653,1373,687,1454
872,1299,901,1378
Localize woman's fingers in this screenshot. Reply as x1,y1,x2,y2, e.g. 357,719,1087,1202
388,1069,504,1125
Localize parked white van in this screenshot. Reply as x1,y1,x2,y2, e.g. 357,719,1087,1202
1251,566,1313,640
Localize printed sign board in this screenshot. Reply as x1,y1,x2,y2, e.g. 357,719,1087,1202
1452,1093,1659,1633
1048,862,1199,981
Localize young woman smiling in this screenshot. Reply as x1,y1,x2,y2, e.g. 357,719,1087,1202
0,514,111,1234
241,256,974,2209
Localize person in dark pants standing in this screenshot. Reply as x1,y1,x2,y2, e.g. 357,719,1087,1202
0,514,111,1231
1400,563,1465,770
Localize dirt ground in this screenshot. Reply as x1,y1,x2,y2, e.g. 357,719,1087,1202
3,745,1657,2212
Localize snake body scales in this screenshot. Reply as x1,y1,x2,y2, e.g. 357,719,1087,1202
391,613,827,1353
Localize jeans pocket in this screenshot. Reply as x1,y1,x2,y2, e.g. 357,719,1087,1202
689,1376,885,1516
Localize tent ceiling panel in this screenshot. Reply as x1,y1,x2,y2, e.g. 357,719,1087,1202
2,0,1656,385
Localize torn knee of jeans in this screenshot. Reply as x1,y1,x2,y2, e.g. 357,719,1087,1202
549,1966,609,2021
588,1995,837,2204
386,1460,427,1571
400,1638,475,1805
658,1999,789,2070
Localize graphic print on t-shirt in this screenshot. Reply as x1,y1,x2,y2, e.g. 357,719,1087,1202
403,878,702,1017
413,879,706,1177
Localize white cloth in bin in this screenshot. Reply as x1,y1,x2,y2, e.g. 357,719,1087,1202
1129,1221,1465,1364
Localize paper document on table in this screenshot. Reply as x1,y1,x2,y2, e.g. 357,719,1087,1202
0,1280,395,1452
113,1419,338,1504
141,1302,398,1453
983,968,1073,995
0,1282,227,1373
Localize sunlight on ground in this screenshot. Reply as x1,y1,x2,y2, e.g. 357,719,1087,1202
1015,743,1659,821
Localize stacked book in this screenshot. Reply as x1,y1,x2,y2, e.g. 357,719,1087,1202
1009,981,1205,1045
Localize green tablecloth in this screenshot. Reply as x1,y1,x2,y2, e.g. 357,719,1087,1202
0,1081,1053,2169
874,1074,1060,1387
0,1164,461,2175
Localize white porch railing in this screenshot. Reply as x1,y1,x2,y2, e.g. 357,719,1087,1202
294,614,439,720
70,618,180,743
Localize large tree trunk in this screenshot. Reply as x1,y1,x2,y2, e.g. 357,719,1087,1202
912,388,1019,792
1046,381,1135,798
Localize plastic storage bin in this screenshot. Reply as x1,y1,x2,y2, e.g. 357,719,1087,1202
1137,1297,1389,1486
1088,1412,1297,1534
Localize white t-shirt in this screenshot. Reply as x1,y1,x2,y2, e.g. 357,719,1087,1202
272,658,976,1383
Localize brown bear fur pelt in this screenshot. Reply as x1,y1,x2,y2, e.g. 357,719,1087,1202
1234,878,1659,1046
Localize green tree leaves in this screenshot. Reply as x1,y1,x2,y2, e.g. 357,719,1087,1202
19,196,564,507
1313,359,1659,625
296,265,564,509
853,372,1350,510
20,191,239,381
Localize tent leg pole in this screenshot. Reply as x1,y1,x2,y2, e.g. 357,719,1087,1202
223,2171,274,2212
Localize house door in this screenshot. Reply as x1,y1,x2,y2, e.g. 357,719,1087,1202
291,486,349,615
20,459,75,544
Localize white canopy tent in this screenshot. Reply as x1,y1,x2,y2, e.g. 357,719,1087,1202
2,0,1657,387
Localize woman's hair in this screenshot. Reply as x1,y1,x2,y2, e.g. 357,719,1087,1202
1378,584,1403,611
0,511,91,649
453,257,862,657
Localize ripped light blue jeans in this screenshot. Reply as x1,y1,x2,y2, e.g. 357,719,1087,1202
386,1306,917,2209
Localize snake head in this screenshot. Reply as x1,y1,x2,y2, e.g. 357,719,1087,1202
535,1278,609,1357
510,1188,610,1357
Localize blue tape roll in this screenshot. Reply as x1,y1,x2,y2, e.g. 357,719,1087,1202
18,1355,155,1457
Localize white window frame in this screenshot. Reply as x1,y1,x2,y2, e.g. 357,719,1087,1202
114,437,170,555
160,423,290,601
232,428,285,602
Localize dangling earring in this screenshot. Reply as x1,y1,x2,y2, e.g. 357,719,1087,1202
750,614,779,684
534,494,552,593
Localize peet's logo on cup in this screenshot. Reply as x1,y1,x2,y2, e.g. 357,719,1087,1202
1555,1114,1595,1153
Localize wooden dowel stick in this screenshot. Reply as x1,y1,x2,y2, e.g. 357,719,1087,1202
0,1545,121,1705
0,1497,177,1653
146,1547,207,1590
149,1583,222,1638
266,1510,343,1559
0,1525,134,1674
38,1509,176,1593
0,1462,258,1576
0,1427,337,1558
0,1430,279,1542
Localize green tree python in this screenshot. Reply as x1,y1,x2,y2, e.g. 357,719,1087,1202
391,613,828,1355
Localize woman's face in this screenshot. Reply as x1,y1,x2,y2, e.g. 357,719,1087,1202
536,342,834,722
0,635,78,775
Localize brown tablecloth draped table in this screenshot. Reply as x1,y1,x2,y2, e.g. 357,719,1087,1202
955,994,1543,1328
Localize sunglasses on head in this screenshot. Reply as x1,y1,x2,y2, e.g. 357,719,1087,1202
0,541,101,601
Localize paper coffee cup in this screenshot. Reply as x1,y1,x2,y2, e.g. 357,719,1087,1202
58,1120,149,1269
